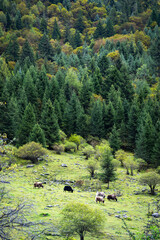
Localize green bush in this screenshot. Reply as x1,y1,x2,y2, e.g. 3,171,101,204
52,143,64,154
64,141,77,152
16,141,47,163
81,145,95,159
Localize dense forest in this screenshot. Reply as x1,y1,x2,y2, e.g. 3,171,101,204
0,0,160,167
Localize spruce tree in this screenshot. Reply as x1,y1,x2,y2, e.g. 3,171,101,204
93,21,104,39
109,124,121,153
90,100,104,138
103,101,115,137
29,123,46,147
104,18,115,37
76,100,87,138
100,148,116,188
52,19,61,40
20,40,35,66
75,11,85,33
15,11,22,30
53,99,62,128
74,30,82,48
135,113,155,164
23,70,37,106
152,120,160,167
41,99,60,148
18,103,36,146
49,77,60,103
5,38,20,62
38,33,54,60
40,17,48,33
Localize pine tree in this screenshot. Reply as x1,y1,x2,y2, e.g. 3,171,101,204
74,30,82,48
75,11,85,33
20,40,35,66
101,148,116,188
52,19,61,40
53,99,62,128
90,100,104,138
92,67,102,95
5,38,20,62
151,120,160,167
93,21,104,39
103,101,115,137
29,123,46,147
18,103,36,146
98,55,109,78
23,69,37,106
49,77,60,103
135,113,155,164
104,18,115,37
127,99,140,149
76,100,87,138
41,99,60,148
36,65,49,100
15,11,22,30
38,33,54,60
109,124,121,153
63,92,79,136
40,17,48,33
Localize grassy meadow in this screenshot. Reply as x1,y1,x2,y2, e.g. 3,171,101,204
0,151,160,240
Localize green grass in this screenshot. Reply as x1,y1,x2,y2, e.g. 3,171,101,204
1,151,160,240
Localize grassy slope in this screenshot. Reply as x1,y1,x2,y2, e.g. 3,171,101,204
0,151,159,240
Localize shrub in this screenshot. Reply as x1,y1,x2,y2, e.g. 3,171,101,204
81,145,95,159
52,144,64,154
16,141,47,163
64,141,77,152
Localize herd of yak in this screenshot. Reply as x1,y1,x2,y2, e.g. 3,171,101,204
34,182,117,203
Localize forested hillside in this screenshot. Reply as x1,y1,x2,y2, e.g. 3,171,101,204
0,0,160,167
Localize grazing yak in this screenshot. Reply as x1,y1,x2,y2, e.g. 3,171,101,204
107,194,117,201
34,182,44,188
96,191,105,198
64,185,73,193
95,196,105,203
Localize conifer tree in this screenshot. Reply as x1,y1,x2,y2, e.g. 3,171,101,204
127,99,140,149
38,33,54,60
52,19,61,40
93,21,104,39
75,11,85,33
15,11,22,30
101,148,116,188
53,99,62,128
74,30,82,48
104,18,115,37
40,17,48,33
20,40,35,66
36,65,49,100
98,55,109,78
152,120,160,167
109,124,121,153
41,99,60,148
92,67,102,95
103,101,115,137
23,70,37,106
29,123,46,147
80,78,93,112
49,77,60,103
63,92,79,136
5,38,20,62
135,113,155,164
18,103,36,146
90,100,104,138
76,100,87,137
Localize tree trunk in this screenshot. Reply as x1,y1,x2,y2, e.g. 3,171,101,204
108,181,110,189
150,185,155,195
131,167,133,176
80,233,84,240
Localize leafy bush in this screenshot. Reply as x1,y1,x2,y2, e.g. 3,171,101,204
16,142,47,163
52,143,64,154
81,145,95,159
68,134,85,150
64,141,77,152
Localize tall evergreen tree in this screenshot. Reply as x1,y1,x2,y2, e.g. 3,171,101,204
135,113,155,164
23,70,37,106
40,17,48,33
75,11,85,33
29,123,46,147
18,103,36,146
90,100,104,138
41,99,60,148
103,101,115,137
93,21,104,39
104,18,115,37
15,11,22,30
20,40,35,66
74,30,82,48
52,19,61,40
152,120,160,167
38,33,54,60
100,148,116,188
109,124,121,153
5,38,20,62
